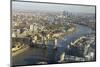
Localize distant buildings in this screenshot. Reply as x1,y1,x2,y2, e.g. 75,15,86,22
12,10,95,63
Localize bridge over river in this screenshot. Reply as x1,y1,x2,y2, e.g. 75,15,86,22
12,24,94,66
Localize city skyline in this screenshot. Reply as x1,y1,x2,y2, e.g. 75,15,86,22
12,1,95,13
12,1,96,66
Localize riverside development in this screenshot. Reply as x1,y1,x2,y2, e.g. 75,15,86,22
12,1,96,66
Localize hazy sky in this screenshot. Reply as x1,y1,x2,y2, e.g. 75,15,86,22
12,1,95,13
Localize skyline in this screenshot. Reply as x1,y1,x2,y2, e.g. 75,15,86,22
12,1,95,13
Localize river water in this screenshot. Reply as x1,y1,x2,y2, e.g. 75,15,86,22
12,24,94,66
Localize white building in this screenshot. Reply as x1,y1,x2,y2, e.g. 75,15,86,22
30,24,34,31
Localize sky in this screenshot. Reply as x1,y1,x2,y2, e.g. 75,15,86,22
12,1,95,13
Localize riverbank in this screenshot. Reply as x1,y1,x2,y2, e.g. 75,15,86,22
54,25,77,40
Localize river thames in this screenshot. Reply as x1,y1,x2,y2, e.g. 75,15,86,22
12,24,95,66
